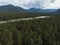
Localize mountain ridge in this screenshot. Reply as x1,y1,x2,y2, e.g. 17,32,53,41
0,4,56,12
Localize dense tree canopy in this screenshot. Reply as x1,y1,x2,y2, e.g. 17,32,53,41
0,16,60,45
0,12,57,21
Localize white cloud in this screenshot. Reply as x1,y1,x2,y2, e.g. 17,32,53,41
43,0,60,9
0,0,60,9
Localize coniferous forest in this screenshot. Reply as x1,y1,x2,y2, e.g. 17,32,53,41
0,12,57,21
0,15,60,45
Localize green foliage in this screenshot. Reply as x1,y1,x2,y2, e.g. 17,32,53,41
0,16,60,45
0,12,56,21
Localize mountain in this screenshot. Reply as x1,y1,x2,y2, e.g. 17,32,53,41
41,9,56,12
27,8,56,12
54,9,60,13
0,4,56,12
26,8,42,12
0,4,25,12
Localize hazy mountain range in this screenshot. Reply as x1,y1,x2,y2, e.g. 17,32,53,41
0,4,59,13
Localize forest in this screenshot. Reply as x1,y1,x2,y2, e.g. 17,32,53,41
0,16,60,45
0,12,57,21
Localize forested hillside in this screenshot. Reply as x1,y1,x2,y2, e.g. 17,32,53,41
0,16,60,45
0,12,57,21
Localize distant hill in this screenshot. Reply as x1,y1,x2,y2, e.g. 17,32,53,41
54,9,60,13
0,4,56,12
0,4,25,12
27,8,56,12
26,8,42,12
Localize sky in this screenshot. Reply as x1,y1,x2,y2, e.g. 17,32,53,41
0,0,60,9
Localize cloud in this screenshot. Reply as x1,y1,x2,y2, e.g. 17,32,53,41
44,0,60,9
50,0,55,3
0,0,60,9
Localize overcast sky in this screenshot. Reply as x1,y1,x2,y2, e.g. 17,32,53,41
0,0,60,9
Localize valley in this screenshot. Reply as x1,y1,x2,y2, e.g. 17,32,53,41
0,4,60,45
0,16,49,24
